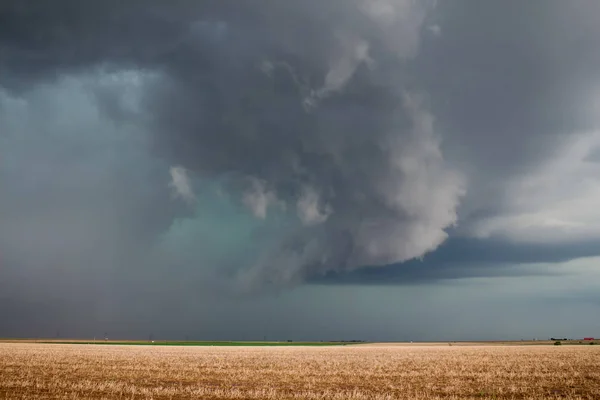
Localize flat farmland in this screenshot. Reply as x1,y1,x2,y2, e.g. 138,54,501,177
1,343,599,399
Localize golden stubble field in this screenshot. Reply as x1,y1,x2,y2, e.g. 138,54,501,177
1,343,599,399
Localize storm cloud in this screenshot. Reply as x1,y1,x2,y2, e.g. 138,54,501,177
2,1,600,339
1,0,465,288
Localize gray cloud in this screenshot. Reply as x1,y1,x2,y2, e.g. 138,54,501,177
316,237,600,285
3,1,600,339
2,0,465,289
416,0,600,238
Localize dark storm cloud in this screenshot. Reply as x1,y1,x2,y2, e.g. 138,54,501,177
0,0,422,86
0,0,190,84
316,237,600,285
0,72,191,337
2,1,600,340
0,0,460,337
2,0,467,288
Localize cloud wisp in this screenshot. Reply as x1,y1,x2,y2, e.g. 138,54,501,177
169,166,196,205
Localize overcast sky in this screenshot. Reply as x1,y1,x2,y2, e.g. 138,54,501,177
1,1,600,341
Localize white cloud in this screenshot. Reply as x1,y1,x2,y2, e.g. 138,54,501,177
360,0,432,57
323,33,372,94
303,33,372,109
467,131,600,243
296,186,332,226
169,166,196,204
242,177,284,219
303,0,433,109
349,93,466,267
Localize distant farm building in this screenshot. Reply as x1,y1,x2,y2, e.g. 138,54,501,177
583,337,594,341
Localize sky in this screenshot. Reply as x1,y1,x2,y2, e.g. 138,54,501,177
1,0,600,341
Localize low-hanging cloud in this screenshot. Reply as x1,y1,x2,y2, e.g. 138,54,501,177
163,2,466,286
0,0,465,288
4,0,600,339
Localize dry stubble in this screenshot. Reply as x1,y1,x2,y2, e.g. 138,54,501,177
1,343,599,399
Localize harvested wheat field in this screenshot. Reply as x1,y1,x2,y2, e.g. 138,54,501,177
1,343,600,399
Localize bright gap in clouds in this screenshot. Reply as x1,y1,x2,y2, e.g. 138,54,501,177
468,131,600,243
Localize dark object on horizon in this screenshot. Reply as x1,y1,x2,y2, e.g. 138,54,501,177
583,337,594,341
